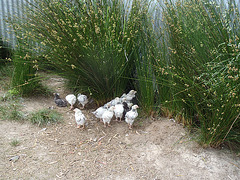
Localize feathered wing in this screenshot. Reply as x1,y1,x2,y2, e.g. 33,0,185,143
78,94,88,103
102,107,115,126
66,94,77,104
125,108,138,129
75,112,86,125
54,93,67,107
55,99,67,107
66,94,77,109
92,107,107,119
114,104,124,120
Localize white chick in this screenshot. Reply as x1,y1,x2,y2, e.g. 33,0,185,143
114,102,124,122
110,97,121,106
92,106,107,121
66,94,77,110
77,93,88,109
103,102,111,109
125,90,137,102
102,106,115,127
120,93,127,99
125,105,139,129
73,108,86,129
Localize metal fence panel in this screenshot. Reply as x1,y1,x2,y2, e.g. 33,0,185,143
0,0,239,48
0,0,30,48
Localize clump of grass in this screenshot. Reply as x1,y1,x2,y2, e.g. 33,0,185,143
197,41,240,146
10,0,140,103
10,139,20,147
29,109,62,126
155,0,240,147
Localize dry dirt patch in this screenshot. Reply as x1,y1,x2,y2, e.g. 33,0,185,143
0,75,239,180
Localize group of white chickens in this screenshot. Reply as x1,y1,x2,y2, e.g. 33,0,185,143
54,90,139,130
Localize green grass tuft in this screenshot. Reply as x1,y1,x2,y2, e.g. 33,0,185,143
10,139,21,147
29,109,63,126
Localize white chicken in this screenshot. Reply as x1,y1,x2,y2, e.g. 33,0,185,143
120,93,127,100
102,106,115,127
125,105,139,129
73,108,86,129
65,94,77,110
77,93,88,109
103,102,111,108
125,90,137,103
114,102,124,122
103,97,120,108
92,106,108,121
110,97,121,106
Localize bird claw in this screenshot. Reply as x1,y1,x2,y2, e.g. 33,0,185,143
77,125,85,129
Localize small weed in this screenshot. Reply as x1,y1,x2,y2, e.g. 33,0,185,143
10,139,20,147
29,108,62,126
1,89,20,102
8,88,20,96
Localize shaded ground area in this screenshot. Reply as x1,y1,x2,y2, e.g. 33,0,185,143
0,75,239,179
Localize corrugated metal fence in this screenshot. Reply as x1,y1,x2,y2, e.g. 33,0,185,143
0,0,34,48
0,0,239,48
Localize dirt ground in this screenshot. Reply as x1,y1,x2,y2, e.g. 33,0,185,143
0,75,240,180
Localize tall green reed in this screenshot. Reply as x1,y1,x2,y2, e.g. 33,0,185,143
155,0,240,146
128,0,158,115
12,0,142,104
10,49,43,96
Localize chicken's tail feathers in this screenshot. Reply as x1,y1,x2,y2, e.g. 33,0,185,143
92,111,97,115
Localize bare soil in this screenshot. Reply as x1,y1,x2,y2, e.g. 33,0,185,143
0,75,240,180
